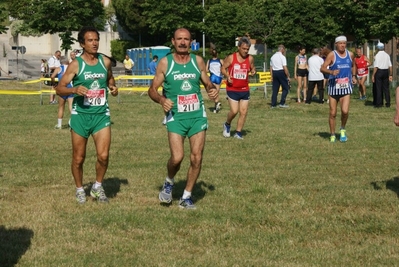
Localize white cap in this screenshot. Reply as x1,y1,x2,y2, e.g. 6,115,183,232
335,36,347,43
376,42,384,49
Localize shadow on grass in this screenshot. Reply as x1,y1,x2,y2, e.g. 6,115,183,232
364,100,374,106
83,177,129,199
371,177,399,198
158,180,215,207
316,132,331,140
0,226,34,267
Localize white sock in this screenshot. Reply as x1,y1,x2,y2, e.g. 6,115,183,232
93,182,102,189
57,118,62,127
182,190,191,199
166,177,174,184
76,187,84,192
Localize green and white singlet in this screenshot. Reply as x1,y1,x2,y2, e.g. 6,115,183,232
72,55,110,115
163,53,206,121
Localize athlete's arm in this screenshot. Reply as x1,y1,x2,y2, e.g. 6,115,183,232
57,59,88,96
249,56,256,76
320,51,338,76
350,52,357,84
197,55,217,100
365,56,371,67
205,60,210,74
50,67,60,87
103,56,118,96
148,57,173,112
294,56,298,79
221,54,233,84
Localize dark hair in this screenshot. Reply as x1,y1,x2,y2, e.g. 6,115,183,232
298,45,305,52
153,55,158,60
77,26,100,45
211,49,218,57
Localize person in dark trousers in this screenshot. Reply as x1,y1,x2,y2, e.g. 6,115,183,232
270,44,290,108
372,42,393,108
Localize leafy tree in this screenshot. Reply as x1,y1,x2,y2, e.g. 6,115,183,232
324,0,399,44
5,0,105,54
142,0,204,39
204,0,253,54
112,0,168,46
0,3,8,34
112,0,146,33
9,20,42,37
269,0,340,50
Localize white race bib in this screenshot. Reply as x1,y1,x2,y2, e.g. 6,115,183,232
84,88,106,106
335,77,349,90
232,69,247,80
177,94,200,112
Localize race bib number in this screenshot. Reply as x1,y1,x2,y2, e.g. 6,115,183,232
358,68,366,75
84,89,106,106
177,94,200,112
335,77,349,90
232,69,247,80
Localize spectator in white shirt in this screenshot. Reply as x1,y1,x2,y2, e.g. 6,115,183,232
372,42,392,108
306,48,325,104
48,50,61,104
270,44,290,108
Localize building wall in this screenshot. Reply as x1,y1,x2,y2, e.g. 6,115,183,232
6,29,119,56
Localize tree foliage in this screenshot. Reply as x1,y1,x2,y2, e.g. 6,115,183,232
5,0,105,52
112,0,146,33
0,4,8,34
142,0,204,39
2,0,399,54
114,0,399,53
204,0,254,54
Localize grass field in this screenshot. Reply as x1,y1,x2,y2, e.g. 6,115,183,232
1,80,399,266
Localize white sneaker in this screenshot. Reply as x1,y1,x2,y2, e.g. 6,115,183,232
54,124,61,129
223,123,230,138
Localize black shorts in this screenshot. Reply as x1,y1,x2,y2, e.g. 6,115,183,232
296,69,308,77
329,94,349,101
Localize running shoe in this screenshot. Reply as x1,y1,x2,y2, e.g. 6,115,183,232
90,185,109,203
279,104,289,108
214,102,222,113
159,181,173,203
330,135,336,143
54,124,62,129
340,129,347,142
76,190,86,204
223,123,231,137
178,197,196,210
234,132,243,140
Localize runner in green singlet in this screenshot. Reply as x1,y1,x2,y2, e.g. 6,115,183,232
148,28,218,209
56,26,118,204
